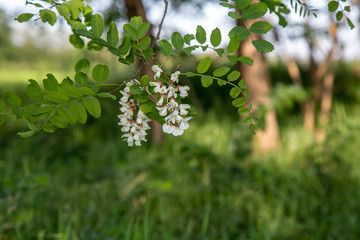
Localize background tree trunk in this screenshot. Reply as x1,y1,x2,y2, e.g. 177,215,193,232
237,19,280,152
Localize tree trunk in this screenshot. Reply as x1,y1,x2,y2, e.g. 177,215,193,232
237,19,280,152
124,0,163,146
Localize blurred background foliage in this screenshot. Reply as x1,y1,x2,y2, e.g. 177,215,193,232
1,1,360,239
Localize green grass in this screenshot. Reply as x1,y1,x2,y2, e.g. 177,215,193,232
1,102,360,239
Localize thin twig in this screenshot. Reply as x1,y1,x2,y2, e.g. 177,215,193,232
150,0,169,48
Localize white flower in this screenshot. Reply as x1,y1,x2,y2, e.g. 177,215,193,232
172,127,184,136
165,110,182,124
162,123,175,134
179,104,191,115
151,65,163,79
180,117,192,130
167,85,178,99
167,99,179,111
171,71,181,83
156,105,168,116
118,87,151,147
157,95,165,106
159,85,168,94
178,85,190,98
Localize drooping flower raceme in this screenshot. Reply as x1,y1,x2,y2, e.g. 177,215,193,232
151,65,192,136
118,79,151,146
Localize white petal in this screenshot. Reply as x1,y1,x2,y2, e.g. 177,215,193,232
162,124,174,134
172,128,184,136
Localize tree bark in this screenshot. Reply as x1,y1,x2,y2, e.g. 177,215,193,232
237,19,280,152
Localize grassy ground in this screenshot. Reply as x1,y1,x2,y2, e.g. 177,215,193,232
1,65,360,239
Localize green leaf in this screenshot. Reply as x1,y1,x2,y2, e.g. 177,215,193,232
242,2,268,19
133,93,148,103
249,21,273,34
213,66,230,77
201,45,208,51
214,48,225,57
92,64,109,82
75,72,88,85
87,40,104,51
68,101,87,124
186,72,196,77
346,17,355,29
129,16,143,29
82,96,101,118
230,87,241,98
158,39,173,56
171,32,184,49
235,0,253,10
26,79,42,101
140,75,150,87
144,48,153,58
55,5,70,20
182,46,198,55
210,28,221,47
138,22,150,39
197,57,212,74
69,34,84,49
344,6,351,12
123,24,138,40
43,74,58,91
232,97,246,107
201,75,213,88
39,9,57,26
239,79,247,89
238,107,250,114
43,91,69,103
217,79,227,86
97,92,116,100
238,56,253,66
241,116,251,123
140,37,151,50
328,1,339,12
50,115,68,128
227,70,241,81
229,26,249,40
252,39,274,53
227,55,238,65
196,25,206,44
184,34,195,45
228,12,242,19
130,85,144,95
336,11,343,21
227,36,241,53
60,85,83,98
140,101,156,113
107,21,119,47
57,106,77,124
119,34,131,55
18,130,36,138
91,14,105,38
75,58,90,74
15,13,35,23
220,2,235,9
43,123,55,133
126,47,135,63
6,92,22,107
31,104,55,115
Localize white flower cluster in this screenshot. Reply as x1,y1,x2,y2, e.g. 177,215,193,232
118,79,151,146
150,65,192,136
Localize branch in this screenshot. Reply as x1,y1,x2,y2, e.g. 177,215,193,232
150,0,169,48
